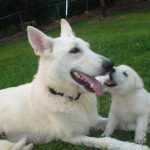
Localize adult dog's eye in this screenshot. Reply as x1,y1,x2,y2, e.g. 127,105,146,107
69,48,80,53
123,72,128,77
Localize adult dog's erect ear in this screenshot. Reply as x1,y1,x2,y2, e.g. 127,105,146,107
27,26,53,55
60,19,75,37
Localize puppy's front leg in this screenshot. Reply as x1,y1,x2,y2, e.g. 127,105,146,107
135,115,148,144
94,116,108,131
64,135,149,150
102,113,118,137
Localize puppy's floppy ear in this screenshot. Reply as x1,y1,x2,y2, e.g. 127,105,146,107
135,75,144,89
27,26,53,55
60,19,75,37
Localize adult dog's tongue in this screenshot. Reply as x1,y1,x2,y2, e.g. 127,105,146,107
80,73,103,96
91,79,103,96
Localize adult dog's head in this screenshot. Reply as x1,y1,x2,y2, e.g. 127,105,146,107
27,19,113,96
105,65,144,94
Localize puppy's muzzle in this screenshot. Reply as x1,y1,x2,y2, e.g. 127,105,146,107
111,68,116,73
109,68,116,80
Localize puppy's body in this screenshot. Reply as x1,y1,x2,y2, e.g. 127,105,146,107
0,20,149,150
110,88,150,128
103,65,150,144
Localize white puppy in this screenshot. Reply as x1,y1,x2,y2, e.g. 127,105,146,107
102,65,150,144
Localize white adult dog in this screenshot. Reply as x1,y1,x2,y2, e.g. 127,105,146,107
0,19,149,150
102,65,150,144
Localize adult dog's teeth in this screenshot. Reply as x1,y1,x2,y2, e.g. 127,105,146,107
91,84,94,88
74,72,78,76
77,74,80,78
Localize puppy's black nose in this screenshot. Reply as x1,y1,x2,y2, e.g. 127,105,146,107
102,60,114,72
111,68,116,73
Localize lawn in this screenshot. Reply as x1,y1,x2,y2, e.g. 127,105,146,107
0,9,150,150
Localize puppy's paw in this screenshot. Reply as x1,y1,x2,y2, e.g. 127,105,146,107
135,136,146,144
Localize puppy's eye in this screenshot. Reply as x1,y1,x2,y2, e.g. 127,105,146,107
123,72,128,77
69,48,80,53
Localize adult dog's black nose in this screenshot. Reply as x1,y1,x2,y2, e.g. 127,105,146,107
102,60,114,72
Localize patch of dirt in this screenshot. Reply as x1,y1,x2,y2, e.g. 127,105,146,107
0,11,99,45
0,32,26,44
0,2,150,44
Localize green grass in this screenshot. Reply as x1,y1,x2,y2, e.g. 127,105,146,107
0,9,150,149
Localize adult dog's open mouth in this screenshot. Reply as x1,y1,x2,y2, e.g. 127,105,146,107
105,74,117,87
71,70,103,96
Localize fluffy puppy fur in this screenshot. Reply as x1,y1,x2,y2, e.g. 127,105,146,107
101,65,150,144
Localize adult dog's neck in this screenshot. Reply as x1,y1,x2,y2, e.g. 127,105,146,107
33,56,81,97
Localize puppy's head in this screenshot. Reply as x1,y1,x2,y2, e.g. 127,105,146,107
105,65,144,94
27,19,113,96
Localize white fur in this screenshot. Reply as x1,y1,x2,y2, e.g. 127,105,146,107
103,65,150,144
0,137,33,150
0,20,149,150
95,75,109,92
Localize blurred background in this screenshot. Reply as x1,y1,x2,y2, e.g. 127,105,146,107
0,0,150,40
